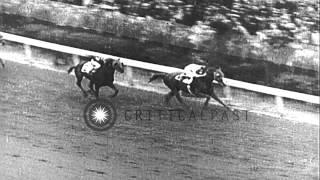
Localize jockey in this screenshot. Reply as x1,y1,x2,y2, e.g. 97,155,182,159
183,52,207,79
184,63,207,78
176,63,207,94
81,56,102,75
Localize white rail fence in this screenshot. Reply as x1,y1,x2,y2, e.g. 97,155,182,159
1,32,319,110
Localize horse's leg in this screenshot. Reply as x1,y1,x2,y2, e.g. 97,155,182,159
175,92,192,110
210,92,233,112
192,91,211,108
94,85,101,99
108,83,119,98
88,81,95,94
204,97,211,107
75,75,88,97
164,91,174,105
175,92,188,106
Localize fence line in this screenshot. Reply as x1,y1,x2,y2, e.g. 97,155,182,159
1,31,319,106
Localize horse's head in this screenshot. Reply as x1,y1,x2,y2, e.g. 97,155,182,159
206,67,226,86
213,67,226,87
111,58,125,73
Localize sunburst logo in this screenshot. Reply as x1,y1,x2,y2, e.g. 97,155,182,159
84,99,117,131
92,106,110,123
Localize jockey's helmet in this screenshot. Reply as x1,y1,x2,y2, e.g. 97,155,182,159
90,59,101,69
196,66,206,75
94,56,100,61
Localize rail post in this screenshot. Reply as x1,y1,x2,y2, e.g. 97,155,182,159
275,96,284,112
126,66,134,86
24,44,32,61
223,85,232,100
72,54,80,66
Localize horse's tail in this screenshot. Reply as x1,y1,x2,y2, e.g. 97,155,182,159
67,66,75,74
148,73,166,83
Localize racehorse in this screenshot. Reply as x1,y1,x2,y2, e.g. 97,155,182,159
68,57,124,98
148,67,233,111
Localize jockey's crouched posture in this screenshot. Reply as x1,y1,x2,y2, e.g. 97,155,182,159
176,63,207,93
81,56,102,75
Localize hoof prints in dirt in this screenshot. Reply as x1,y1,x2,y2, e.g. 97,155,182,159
53,145,64,150
97,158,108,162
12,135,30,141
8,154,21,158
94,142,108,146
38,159,49,163
85,168,106,175
126,161,141,169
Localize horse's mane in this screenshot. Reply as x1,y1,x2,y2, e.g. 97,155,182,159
215,68,224,76
103,58,115,67
204,67,225,79
206,67,216,73
207,67,223,73
83,56,113,66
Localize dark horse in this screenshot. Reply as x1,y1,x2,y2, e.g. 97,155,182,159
148,67,233,111
67,57,124,98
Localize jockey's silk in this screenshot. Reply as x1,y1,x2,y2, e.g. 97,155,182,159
175,63,207,85
184,64,207,77
81,60,101,74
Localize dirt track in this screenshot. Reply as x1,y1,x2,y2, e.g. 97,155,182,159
0,61,319,180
